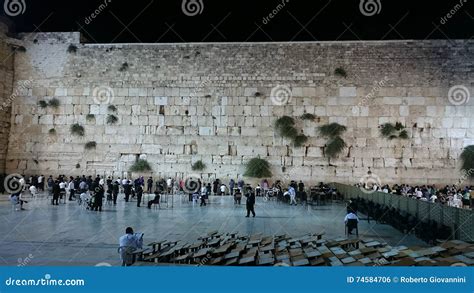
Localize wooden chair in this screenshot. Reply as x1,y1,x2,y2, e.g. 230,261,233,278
345,219,359,236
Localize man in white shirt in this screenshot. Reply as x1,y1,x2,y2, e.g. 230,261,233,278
38,175,44,191
119,227,143,266
289,186,297,205
430,194,438,203
344,211,359,235
166,177,172,194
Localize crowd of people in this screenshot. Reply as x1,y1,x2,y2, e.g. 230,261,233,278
357,182,474,209
3,174,316,215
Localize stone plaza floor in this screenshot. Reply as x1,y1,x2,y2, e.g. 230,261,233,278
0,193,426,266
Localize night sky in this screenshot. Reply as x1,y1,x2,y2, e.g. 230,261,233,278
2,0,473,43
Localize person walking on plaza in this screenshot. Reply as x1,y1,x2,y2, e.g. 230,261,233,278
136,184,143,207
229,179,235,196
38,174,44,191
68,176,75,201
112,181,119,205
289,185,297,206
93,185,104,212
245,189,256,217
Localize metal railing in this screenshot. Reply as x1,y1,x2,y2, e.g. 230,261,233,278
332,183,474,242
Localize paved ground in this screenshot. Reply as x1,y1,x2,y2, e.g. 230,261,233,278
0,192,426,266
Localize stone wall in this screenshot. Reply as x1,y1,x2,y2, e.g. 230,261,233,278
0,23,14,173
5,32,474,185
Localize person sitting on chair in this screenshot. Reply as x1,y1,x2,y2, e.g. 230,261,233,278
118,227,144,266
147,192,160,209
344,210,359,235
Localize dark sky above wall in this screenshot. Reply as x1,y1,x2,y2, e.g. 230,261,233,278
3,0,473,43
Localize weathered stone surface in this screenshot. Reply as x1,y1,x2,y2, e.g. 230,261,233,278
0,31,472,186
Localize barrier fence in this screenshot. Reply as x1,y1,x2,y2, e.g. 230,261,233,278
331,183,474,242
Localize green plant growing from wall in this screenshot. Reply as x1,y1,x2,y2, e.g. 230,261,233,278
48,128,56,134
119,62,129,71
334,67,347,78
293,134,308,147
85,141,97,150
191,160,206,171
129,159,152,172
275,116,298,140
70,123,85,136
75,163,81,169
300,113,316,121
319,123,347,158
460,145,474,178
15,46,26,52
380,122,409,140
67,44,77,53
108,105,117,112
106,114,118,124
48,98,60,108
244,157,272,178
86,114,95,120
38,100,48,108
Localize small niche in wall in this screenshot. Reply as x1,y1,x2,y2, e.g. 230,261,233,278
159,105,165,115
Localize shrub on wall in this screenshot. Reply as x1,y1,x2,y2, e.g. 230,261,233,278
244,157,272,178
129,159,152,172
106,114,118,124
86,114,95,120
300,113,316,121
119,62,129,71
319,123,347,158
191,160,206,171
48,128,56,134
108,105,117,112
70,123,85,136
275,116,297,139
380,122,409,140
48,98,60,108
293,134,308,147
38,100,48,108
67,44,77,53
85,141,97,150
460,145,474,178
334,67,347,78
